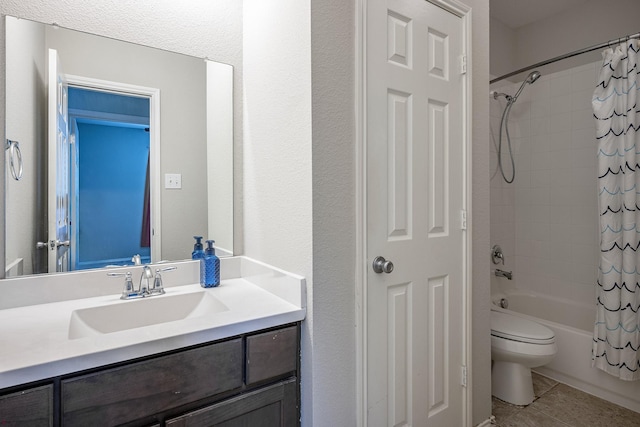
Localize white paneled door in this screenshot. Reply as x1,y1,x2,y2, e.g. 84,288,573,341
366,0,468,425
48,49,71,273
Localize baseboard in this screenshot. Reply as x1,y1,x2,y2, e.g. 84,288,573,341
475,415,496,426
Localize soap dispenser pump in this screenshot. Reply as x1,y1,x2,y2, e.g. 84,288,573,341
204,239,220,288
192,236,205,286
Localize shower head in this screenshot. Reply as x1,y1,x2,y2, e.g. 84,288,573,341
526,71,541,84
513,70,542,101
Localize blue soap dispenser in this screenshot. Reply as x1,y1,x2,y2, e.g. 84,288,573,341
204,239,220,288
192,236,205,286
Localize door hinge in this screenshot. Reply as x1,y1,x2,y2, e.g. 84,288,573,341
460,209,467,230
460,55,467,75
461,365,468,387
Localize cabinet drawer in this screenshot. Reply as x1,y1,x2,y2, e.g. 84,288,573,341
61,338,243,426
246,326,298,385
0,384,53,426
166,378,297,427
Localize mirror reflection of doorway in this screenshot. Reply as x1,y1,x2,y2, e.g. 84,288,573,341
68,87,151,270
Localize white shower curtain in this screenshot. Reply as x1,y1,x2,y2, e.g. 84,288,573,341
593,38,640,380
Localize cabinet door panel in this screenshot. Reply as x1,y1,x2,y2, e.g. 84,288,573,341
0,385,53,426
166,378,297,427
62,339,242,426
246,326,298,385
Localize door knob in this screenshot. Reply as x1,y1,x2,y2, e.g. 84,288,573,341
372,256,394,274
49,240,70,249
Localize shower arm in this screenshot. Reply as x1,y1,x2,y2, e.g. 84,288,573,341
492,71,540,103
492,91,513,102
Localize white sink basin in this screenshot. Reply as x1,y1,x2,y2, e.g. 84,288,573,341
68,291,229,339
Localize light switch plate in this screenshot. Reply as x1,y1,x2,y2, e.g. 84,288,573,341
165,173,182,189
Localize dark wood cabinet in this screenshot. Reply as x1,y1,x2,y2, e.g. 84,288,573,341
0,384,53,426
166,378,297,427
0,323,300,427
61,338,243,426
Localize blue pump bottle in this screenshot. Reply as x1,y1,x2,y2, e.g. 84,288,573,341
192,236,205,286
204,240,220,288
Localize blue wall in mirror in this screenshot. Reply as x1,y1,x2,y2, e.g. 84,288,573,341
69,88,151,269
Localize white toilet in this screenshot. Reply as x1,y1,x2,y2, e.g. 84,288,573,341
491,309,557,405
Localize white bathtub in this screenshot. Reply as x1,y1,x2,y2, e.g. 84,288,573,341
492,290,640,413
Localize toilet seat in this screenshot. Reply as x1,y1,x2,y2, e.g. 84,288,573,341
491,310,555,345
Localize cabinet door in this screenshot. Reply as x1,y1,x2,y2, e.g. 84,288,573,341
166,378,297,427
0,384,53,426
62,339,242,426
246,325,298,385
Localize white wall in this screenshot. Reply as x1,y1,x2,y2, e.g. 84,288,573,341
5,17,46,275
309,0,356,424
489,77,516,291
465,0,492,424
515,0,640,72
242,0,313,423
491,0,640,79
489,17,516,78
490,62,599,308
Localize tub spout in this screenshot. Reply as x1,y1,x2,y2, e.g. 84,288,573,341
495,269,513,280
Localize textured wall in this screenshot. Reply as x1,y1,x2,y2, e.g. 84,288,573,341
242,0,313,422
0,1,241,62
466,0,492,424
310,0,356,424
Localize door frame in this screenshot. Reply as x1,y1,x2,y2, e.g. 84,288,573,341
354,0,473,425
65,74,162,263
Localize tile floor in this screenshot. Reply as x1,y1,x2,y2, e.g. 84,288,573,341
492,372,640,427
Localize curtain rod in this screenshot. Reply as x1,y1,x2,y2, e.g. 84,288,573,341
490,31,640,84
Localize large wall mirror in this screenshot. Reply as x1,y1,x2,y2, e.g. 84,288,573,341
4,15,234,277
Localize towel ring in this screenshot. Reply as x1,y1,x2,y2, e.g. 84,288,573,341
5,139,23,181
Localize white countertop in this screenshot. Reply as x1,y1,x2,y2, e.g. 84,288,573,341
0,256,306,389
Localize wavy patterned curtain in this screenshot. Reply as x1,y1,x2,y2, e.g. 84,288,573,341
593,39,640,380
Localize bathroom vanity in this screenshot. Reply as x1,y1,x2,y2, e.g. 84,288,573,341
0,257,305,426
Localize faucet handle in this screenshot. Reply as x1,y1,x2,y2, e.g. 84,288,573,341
131,254,142,266
107,271,136,299
150,266,177,295
151,273,166,295
491,245,505,265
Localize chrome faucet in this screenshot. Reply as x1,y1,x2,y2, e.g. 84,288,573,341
139,265,153,295
495,269,513,280
108,265,177,299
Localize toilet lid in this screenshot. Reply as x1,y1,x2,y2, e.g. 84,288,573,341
491,310,555,344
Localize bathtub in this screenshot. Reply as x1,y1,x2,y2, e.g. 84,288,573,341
492,290,640,413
